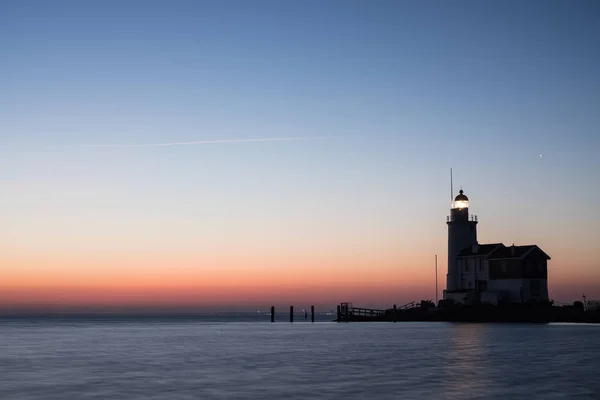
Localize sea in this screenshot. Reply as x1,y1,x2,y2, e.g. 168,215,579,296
1,314,599,399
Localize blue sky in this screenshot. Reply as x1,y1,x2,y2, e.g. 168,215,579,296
1,0,599,305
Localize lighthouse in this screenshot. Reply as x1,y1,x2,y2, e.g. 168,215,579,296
444,189,478,301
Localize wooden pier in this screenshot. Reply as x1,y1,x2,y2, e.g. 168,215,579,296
334,300,600,323
337,302,387,322
335,300,433,322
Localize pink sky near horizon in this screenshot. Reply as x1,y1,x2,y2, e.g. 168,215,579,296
1,237,598,311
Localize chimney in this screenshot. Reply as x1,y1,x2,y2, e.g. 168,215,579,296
511,245,516,257
472,242,479,254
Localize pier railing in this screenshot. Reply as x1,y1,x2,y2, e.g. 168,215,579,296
345,307,386,317
337,301,425,322
338,302,387,321
399,301,417,310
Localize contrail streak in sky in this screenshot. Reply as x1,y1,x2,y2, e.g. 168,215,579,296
82,136,327,148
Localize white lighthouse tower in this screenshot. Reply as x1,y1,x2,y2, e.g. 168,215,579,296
444,189,478,303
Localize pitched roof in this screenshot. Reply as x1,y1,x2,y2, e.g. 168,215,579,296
487,245,550,260
457,243,504,257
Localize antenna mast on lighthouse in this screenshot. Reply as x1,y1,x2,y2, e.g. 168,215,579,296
450,168,454,205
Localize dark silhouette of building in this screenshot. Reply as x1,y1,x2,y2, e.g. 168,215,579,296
444,190,550,305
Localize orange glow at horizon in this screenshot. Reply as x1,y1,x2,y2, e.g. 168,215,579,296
2,228,599,310
2,250,598,310
0,248,438,309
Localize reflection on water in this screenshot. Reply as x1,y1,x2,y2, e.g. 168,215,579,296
441,323,493,396
0,320,598,399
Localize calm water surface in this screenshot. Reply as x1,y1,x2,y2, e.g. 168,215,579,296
1,317,599,399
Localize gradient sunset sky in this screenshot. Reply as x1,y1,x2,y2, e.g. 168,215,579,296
2,0,599,311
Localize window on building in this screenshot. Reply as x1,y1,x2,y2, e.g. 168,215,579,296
468,282,472,288
501,261,507,273
530,280,541,296
465,262,470,272
478,261,483,272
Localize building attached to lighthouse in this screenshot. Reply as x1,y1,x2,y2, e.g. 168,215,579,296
443,189,551,305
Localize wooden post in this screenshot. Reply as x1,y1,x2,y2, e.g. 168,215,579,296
393,304,397,323
290,305,294,322
435,254,439,306
271,306,275,323
311,305,315,323
337,305,341,322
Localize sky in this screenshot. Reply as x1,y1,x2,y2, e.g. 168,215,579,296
1,0,599,312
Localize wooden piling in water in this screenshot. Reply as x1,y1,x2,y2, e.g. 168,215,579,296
271,306,275,323
393,304,397,323
337,305,341,321
311,305,315,323
290,305,294,322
